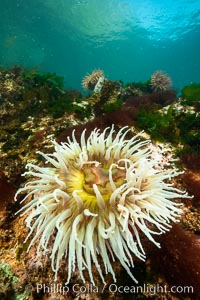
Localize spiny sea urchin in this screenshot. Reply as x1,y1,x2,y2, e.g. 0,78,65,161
15,126,188,284
150,70,172,91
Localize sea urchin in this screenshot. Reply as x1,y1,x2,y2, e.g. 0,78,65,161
15,126,188,285
150,70,172,91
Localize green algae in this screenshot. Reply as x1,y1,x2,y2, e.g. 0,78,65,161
0,263,19,299
136,106,179,142
103,98,123,112
181,83,200,105
136,105,200,154
22,68,64,89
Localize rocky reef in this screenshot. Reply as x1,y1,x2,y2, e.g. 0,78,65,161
0,66,200,300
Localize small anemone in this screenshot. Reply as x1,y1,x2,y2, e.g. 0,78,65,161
82,69,104,91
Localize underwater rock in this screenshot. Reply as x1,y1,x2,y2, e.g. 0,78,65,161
180,152,200,172
87,79,122,115
0,172,15,211
182,208,200,235
56,107,137,143
181,171,200,206
148,223,200,299
0,66,24,101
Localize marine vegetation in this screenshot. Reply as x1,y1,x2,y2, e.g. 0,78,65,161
0,264,19,299
181,82,200,105
15,126,188,285
0,66,90,153
136,106,179,142
136,104,200,154
121,80,151,99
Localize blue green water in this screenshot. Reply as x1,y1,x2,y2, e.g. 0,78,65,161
0,0,200,91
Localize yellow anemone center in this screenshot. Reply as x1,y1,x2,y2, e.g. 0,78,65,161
65,163,125,205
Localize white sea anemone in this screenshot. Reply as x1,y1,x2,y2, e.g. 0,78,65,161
15,126,188,285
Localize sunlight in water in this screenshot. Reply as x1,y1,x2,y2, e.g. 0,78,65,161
0,0,200,90
44,0,200,42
